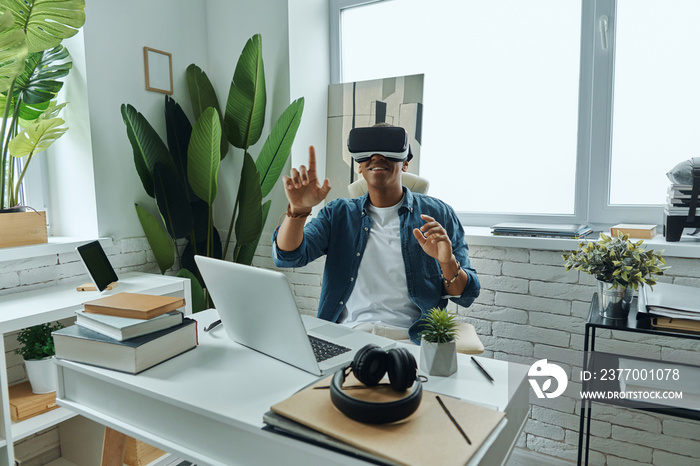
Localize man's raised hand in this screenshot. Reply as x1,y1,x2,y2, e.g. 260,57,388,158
282,146,332,215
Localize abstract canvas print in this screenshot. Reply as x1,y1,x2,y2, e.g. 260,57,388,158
326,74,424,201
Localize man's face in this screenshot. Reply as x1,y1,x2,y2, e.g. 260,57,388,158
357,154,409,189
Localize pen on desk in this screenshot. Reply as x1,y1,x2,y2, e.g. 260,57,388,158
436,395,471,445
471,356,494,383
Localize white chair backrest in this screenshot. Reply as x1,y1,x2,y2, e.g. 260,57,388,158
347,172,429,198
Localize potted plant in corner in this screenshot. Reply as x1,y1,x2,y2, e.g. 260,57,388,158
419,307,459,377
563,232,668,320
15,322,64,394
0,1,86,248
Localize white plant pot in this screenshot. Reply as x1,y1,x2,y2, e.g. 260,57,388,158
420,338,458,377
24,356,58,394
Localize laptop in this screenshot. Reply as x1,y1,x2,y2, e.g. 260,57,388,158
195,256,396,376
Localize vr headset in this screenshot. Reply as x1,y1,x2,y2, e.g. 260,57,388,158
347,126,413,163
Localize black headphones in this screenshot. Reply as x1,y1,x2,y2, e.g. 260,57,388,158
330,344,422,424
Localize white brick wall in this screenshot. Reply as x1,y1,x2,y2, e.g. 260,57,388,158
255,238,700,465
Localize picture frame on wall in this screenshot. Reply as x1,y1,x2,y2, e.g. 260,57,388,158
144,47,173,95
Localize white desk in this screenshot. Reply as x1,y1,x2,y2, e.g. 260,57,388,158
55,310,529,466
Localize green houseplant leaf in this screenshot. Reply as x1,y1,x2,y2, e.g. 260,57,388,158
152,163,194,240
0,10,27,93
121,103,174,198
135,203,175,274
234,152,263,247
8,117,66,157
256,97,304,198
164,95,193,197
186,64,228,159
235,199,270,266
14,322,63,360
12,46,71,107
176,268,206,313
225,34,266,149
187,107,221,205
2,0,86,53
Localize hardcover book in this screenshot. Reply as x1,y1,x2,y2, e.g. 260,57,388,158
75,310,183,341
82,292,185,320
53,318,197,374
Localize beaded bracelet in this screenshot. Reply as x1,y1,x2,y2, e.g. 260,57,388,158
442,260,461,288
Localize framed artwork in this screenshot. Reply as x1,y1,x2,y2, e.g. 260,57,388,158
326,74,424,201
143,47,173,95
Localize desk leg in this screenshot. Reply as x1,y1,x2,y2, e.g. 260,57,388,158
577,325,594,465
101,427,127,466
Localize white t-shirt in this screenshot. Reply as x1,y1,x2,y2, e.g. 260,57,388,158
339,197,421,329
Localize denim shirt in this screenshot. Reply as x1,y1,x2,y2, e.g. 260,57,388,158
272,188,480,344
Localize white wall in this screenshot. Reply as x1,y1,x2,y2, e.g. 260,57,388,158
204,0,292,239
82,0,209,240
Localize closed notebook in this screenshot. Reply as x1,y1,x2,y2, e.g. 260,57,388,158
53,319,197,374
270,375,505,466
75,310,183,341
82,292,185,320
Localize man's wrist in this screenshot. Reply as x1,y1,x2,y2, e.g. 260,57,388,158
287,204,312,218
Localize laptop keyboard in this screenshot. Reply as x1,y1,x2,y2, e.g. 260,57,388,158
308,335,351,362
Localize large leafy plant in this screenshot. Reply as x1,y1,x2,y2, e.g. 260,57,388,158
563,232,668,290
123,34,303,307
0,0,85,210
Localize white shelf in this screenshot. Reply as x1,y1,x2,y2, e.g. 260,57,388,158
11,407,78,442
0,273,192,466
45,458,77,466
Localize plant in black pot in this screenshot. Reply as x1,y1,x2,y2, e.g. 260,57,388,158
419,307,459,377
563,232,668,319
15,322,64,394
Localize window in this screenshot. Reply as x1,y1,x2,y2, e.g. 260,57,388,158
332,0,678,227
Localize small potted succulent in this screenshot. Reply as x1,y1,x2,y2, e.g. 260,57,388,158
15,322,64,394
563,232,668,319
419,307,459,377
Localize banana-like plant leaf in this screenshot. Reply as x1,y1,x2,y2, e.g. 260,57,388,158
186,63,228,160
234,152,263,245
225,34,266,149
187,107,220,204
164,95,193,196
8,117,66,157
176,268,206,313
235,199,270,265
135,203,175,274
2,0,86,53
121,103,173,198
0,10,27,93
256,97,304,198
153,163,194,240
181,227,222,271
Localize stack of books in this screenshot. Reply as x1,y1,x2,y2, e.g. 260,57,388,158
53,293,198,374
665,184,699,218
638,283,700,334
491,223,592,239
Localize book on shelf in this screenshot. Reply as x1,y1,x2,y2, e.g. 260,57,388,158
651,316,700,334
610,224,657,239
53,318,198,374
75,309,183,341
269,375,505,466
638,282,700,321
82,292,185,320
491,223,592,239
8,381,59,422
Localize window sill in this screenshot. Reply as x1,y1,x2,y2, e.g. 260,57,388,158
464,226,700,259
0,237,113,263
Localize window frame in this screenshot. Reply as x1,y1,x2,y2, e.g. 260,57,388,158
330,0,666,228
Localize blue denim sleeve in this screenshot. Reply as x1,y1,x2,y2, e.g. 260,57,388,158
444,205,480,308
271,205,333,268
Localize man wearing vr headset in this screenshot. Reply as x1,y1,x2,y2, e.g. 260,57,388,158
272,125,479,344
